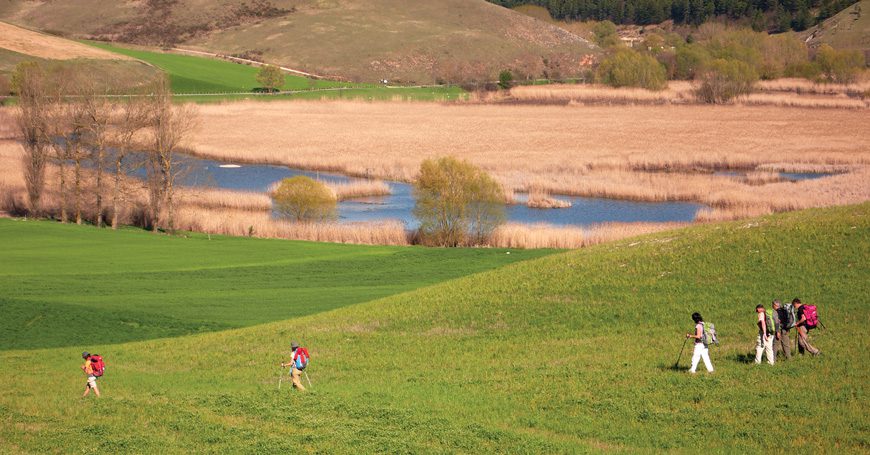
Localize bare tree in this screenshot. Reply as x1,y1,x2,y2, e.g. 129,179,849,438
146,76,198,232
13,62,50,215
80,77,114,227
110,96,150,229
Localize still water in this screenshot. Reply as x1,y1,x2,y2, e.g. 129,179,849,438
174,155,704,228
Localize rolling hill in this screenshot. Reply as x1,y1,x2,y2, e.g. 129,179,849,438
0,0,597,84
1,203,867,451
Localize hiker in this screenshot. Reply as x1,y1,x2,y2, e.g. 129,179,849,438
793,299,821,356
280,341,309,391
755,304,775,365
80,351,103,398
686,312,714,374
772,299,792,359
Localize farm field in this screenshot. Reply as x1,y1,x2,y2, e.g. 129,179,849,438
0,219,551,350
86,41,465,101
184,101,870,220
1,203,867,451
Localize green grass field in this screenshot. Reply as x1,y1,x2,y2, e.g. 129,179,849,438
85,42,465,102
1,204,868,452
0,221,550,350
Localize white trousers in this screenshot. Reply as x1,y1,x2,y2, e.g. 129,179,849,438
755,335,775,365
689,342,713,373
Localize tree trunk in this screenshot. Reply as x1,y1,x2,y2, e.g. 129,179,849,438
111,154,122,230
74,150,82,225
58,155,68,223
95,145,104,227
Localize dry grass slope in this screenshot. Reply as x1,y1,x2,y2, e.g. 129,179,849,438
0,21,130,60
0,0,597,83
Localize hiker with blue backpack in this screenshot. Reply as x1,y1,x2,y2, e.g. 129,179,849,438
686,312,715,374
280,341,310,391
755,304,776,365
793,299,821,356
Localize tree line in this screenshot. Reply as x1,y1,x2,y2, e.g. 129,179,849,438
14,61,197,232
489,0,859,31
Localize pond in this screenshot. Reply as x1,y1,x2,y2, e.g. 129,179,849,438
166,154,703,228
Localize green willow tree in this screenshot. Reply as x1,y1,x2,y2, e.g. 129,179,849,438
413,157,505,247
272,176,337,222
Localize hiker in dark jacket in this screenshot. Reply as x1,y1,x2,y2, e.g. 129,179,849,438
793,299,820,356
772,300,791,359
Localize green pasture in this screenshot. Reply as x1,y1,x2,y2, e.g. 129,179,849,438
2,204,868,452
85,41,465,101
0,221,550,350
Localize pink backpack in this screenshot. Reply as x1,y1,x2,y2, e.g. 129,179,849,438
803,305,819,329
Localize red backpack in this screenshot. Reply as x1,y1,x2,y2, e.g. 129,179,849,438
803,305,819,330
90,355,106,377
293,348,309,370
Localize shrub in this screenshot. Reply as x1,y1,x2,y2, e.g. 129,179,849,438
413,157,505,247
596,49,668,90
592,21,619,48
814,44,865,84
760,33,810,79
256,64,284,92
675,43,711,80
695,58,758,103
498,70,514,90
271,176,336,222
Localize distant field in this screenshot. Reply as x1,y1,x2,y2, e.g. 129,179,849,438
1,204,867,451
86,41,465,101
0,219,551,350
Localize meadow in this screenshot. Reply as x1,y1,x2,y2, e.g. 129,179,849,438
1,203,867,452
0,218,551,350
85,41,465,101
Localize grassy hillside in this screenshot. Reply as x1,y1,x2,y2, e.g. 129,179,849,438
0,0,596,83
0,220,551,350
2,204,867,452
85,42,465,101
804,0,870,54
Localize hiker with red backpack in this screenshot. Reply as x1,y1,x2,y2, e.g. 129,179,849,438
280,341,309,391
81,351,105,398
755,304,776,365
793,299,821,356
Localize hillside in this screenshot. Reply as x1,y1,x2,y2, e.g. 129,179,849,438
0,21,157,81
1,204,867,451
803,0,870,56
0,0,597,84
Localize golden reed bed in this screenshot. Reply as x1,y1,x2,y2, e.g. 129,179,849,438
2,95,869,248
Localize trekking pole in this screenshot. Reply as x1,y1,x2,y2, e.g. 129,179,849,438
304,370,313,388
278,363,285,390
674,336,689,368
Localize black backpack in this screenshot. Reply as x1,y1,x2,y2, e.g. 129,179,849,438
778,304,796,329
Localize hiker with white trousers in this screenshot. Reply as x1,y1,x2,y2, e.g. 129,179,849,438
755,304,775,365
686,312,714,374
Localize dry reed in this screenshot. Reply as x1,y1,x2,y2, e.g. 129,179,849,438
526,186,572,208
489,221,686,249
740,171,783,186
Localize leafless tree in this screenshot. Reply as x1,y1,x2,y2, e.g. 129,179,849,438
110,95,150,229
146,76,198,232
13,62,50,215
